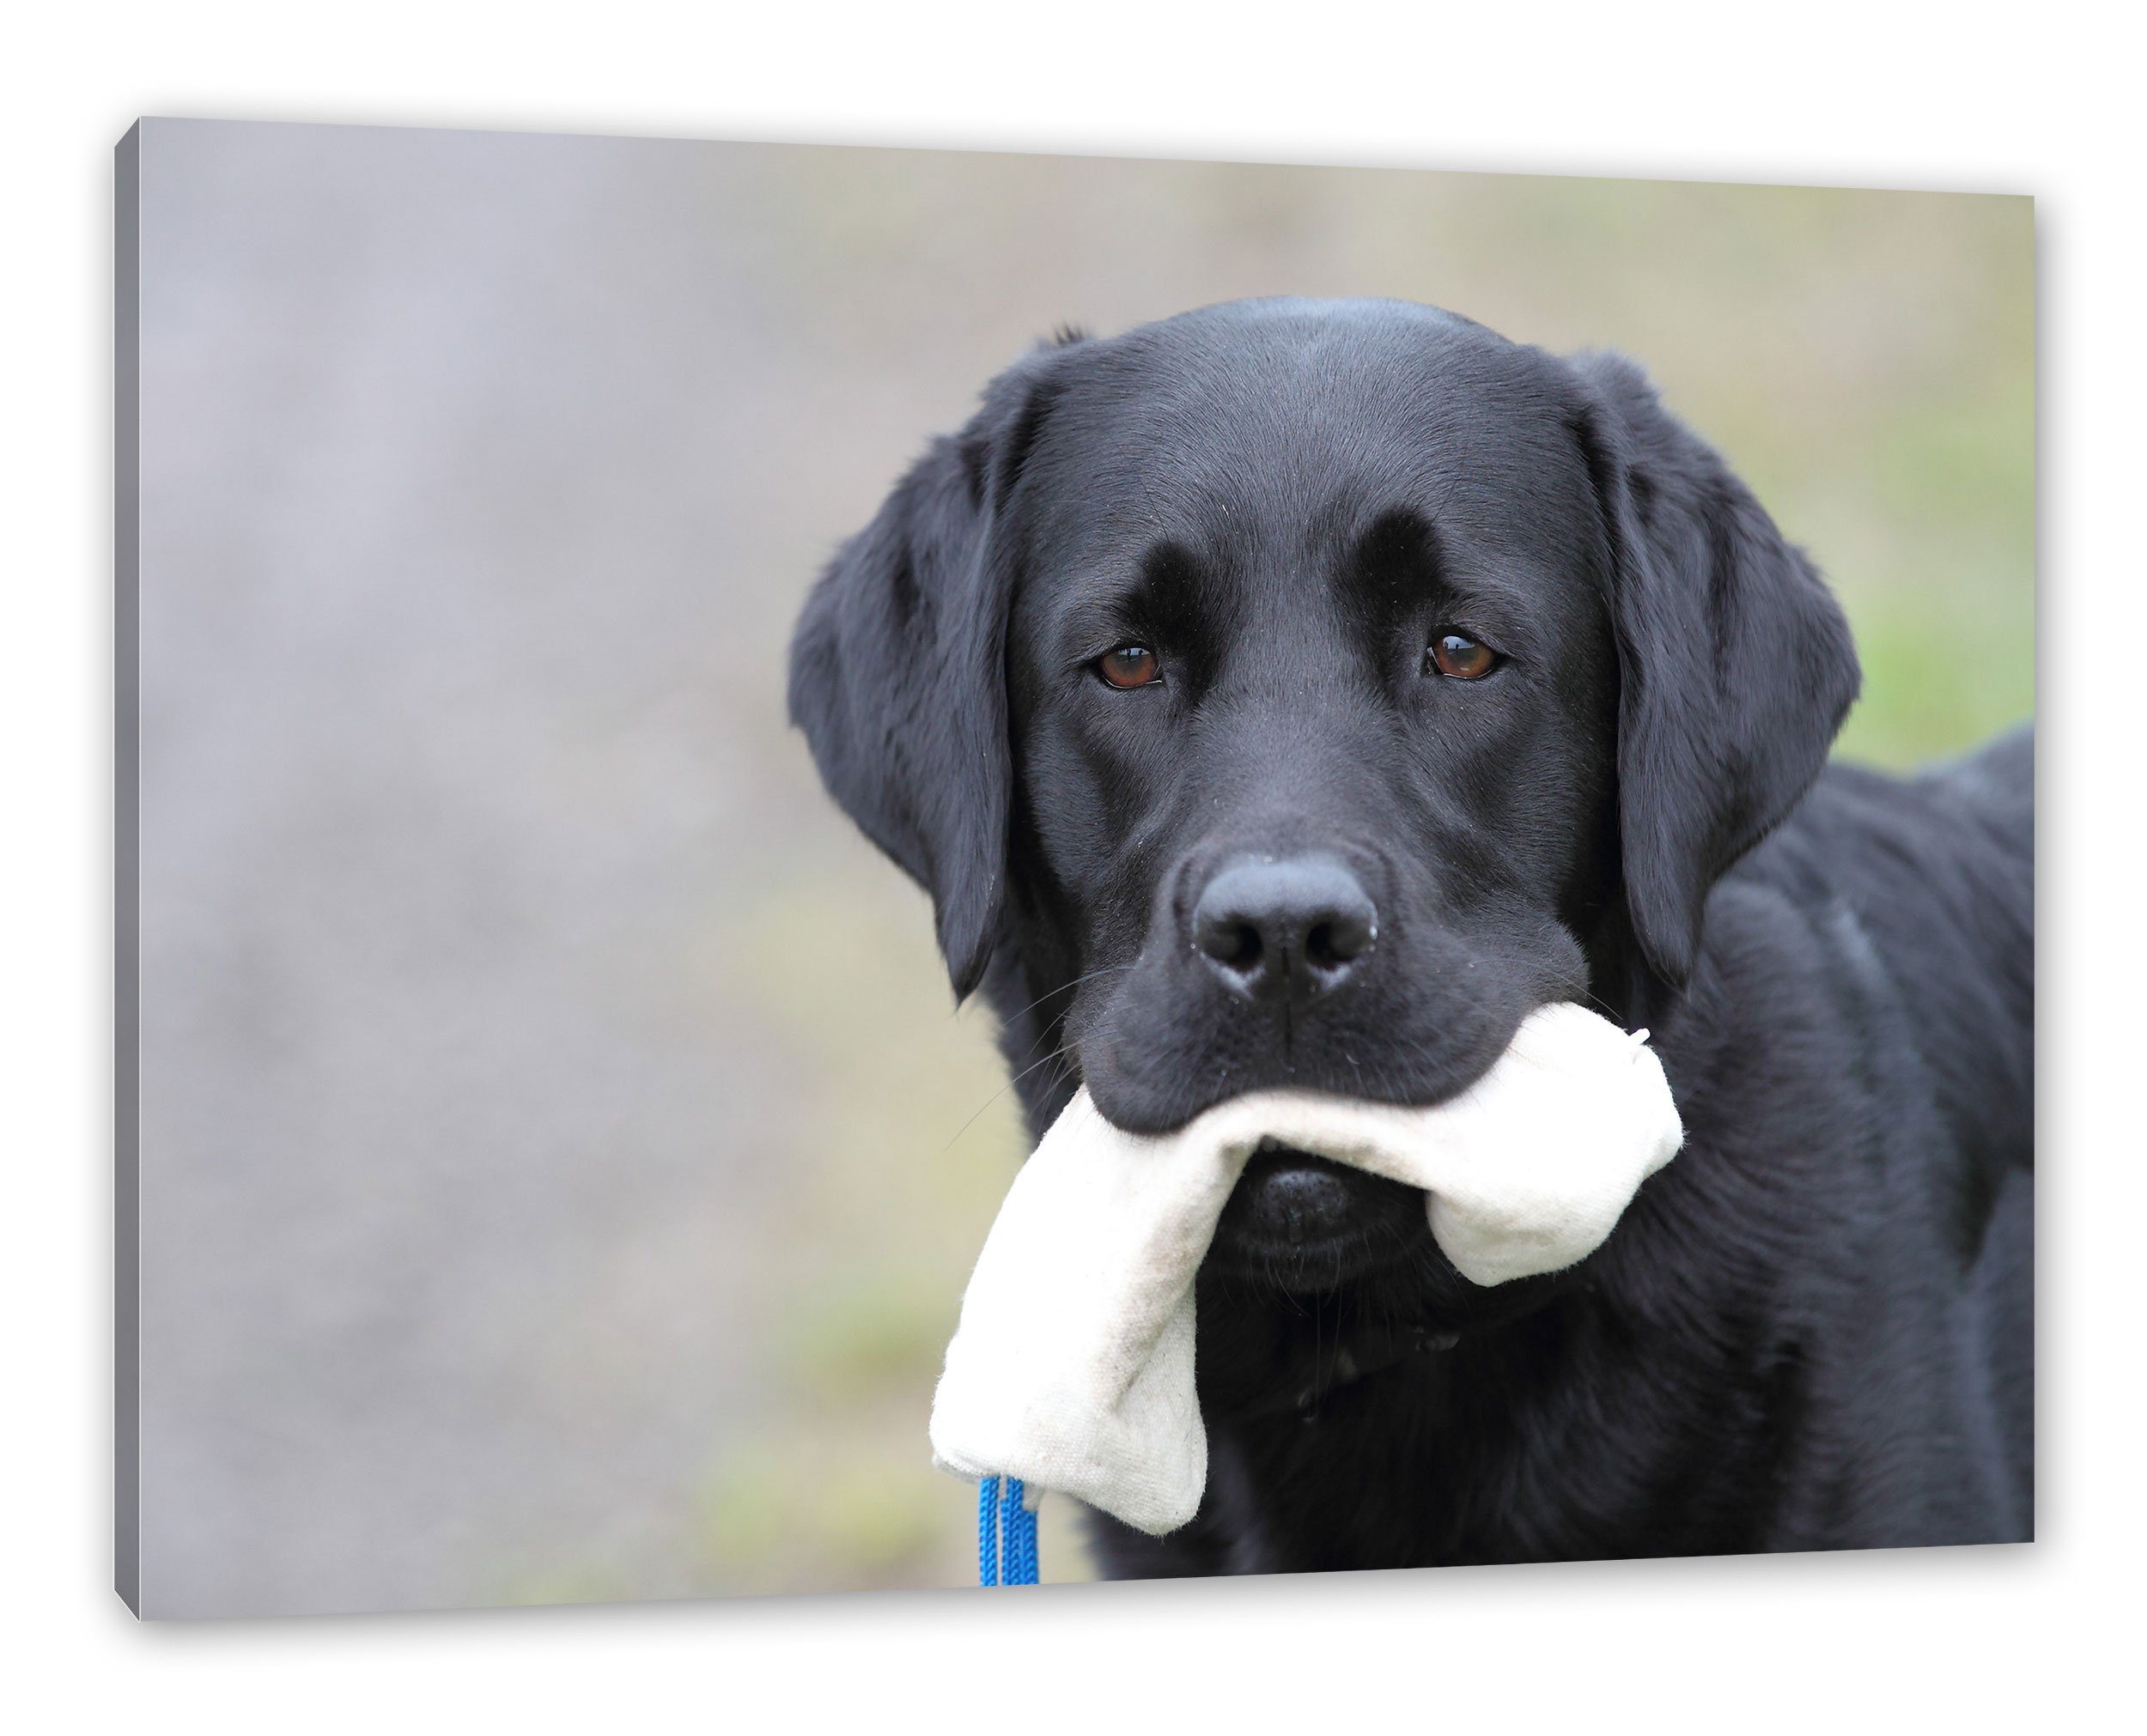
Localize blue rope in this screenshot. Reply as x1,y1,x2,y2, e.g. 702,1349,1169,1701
977,1475,1040,1587
1010,1482,1038,1584
977,1477,1000,1586
1002,1478,1037,1585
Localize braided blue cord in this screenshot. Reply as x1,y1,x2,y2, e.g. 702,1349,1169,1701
999,1477,1022,1585
1014,1486,1039,1584
999,1477,1038,1585
999,1477,1017,1582
976,1474,1042,1586
977,1477,1000,1586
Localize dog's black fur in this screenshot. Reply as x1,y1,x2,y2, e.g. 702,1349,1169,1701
790,298,2034,1571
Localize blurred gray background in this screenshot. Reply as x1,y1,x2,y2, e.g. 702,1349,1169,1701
129,118,2033,1617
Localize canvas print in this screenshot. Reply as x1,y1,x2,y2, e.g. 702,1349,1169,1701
115,118,2034,1617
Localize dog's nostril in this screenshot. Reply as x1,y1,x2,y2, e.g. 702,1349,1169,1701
1305,921,1337,971
1194,906,1267,981
1306,907,1375,971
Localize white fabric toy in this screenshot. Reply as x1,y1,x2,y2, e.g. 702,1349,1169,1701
928,1001,1684,1537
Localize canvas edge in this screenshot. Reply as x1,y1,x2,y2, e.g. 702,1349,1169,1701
115,118,142,1619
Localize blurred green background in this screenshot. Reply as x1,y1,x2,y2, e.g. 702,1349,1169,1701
134,121,2031,1615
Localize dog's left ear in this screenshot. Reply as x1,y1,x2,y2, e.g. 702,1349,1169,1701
788,342,1077,999
1568,352,1862,987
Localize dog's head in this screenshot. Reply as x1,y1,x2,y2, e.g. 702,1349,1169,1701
792,299,1856,1296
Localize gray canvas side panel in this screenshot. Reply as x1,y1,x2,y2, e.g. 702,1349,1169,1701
115,118,142,1618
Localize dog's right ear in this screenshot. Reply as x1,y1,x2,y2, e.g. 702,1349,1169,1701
788,343,1078,999
1567,351,1861,990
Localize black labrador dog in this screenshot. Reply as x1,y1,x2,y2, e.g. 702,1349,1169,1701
789,298,2034,1573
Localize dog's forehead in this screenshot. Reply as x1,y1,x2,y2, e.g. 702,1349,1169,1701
1023,304,1595,570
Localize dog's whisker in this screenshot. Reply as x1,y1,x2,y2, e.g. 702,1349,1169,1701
997,962,1134,1036
942,1041,1077,1151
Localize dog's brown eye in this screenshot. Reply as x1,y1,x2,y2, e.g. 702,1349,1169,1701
1098,645,1162,689
1428,632,1499,680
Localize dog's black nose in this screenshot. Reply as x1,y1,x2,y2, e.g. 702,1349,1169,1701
1191,856,1378,1002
